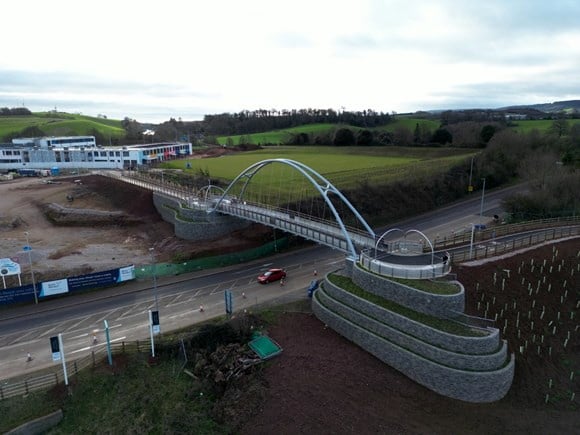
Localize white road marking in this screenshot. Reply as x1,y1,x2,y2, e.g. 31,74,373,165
95,308,122,323
65,316,95,331
70,336,127,354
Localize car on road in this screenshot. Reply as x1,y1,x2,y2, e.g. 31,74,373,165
257,268,286,284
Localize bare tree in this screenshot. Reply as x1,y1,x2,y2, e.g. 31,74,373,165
518,151,561,191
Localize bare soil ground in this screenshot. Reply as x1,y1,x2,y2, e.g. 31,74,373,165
1,173,578,434
0,174,271,285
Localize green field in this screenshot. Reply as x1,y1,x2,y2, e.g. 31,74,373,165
217,119,441,146
163,146,475,193
509,119,580,133
0,112,125,142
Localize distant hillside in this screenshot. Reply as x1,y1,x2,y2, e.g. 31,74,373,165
0,112,125,144
501,100,580,114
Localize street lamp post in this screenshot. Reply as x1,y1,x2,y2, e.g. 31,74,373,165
468,155,474,193
149,247,159,312
24,231,38,304
479,177,486,224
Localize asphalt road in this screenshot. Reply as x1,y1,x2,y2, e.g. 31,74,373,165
0,246,343,380
0,183,526,380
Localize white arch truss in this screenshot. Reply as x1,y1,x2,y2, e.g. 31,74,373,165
209,158,376,259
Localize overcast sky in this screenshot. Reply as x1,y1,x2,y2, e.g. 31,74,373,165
1,0,579,123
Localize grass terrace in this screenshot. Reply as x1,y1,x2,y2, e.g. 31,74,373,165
327,274,485,337
386,277,461,295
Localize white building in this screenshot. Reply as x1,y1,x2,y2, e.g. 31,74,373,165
0,136,193,171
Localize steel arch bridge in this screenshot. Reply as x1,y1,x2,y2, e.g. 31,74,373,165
206,158,376,259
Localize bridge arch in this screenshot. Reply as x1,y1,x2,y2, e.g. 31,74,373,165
199,184,226,203
209,158,376,259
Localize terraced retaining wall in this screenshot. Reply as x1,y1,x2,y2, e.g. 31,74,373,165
351,262,464,316
313,290,515,403
322,279,500,355
317,287,508,371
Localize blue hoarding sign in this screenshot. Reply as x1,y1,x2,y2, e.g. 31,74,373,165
0,284,35,305
67,266,134,293
0,266,136,306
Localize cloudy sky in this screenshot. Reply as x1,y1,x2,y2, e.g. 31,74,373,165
1,0,579,123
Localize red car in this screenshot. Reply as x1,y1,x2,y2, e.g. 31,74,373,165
257,268,286,284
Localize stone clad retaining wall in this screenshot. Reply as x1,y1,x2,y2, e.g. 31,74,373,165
313,293,515,403
316,288,507,371
313,262,515,402
152,193,250,241
323,279,500,355
352,262,465,316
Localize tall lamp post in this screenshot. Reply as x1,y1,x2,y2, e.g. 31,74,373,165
23,231,38,304
468,155,475,193
479,178,486,224
149,247,159,312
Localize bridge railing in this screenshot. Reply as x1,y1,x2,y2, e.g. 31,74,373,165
359,249,451,279
217,200,376,250
433,216,580,250
451,225,580,263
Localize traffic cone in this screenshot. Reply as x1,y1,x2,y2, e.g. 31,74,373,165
313,269,318,276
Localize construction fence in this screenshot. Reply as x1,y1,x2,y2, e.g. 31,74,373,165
136,238,288,279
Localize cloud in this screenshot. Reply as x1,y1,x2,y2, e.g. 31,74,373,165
1,0,579,122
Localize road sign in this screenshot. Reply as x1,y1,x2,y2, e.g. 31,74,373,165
224,290,233,314
50,336,61,361
151,310,160,334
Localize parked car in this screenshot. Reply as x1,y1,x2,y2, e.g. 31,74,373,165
257,268,286,284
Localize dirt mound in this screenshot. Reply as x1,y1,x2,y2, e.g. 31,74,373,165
0,215,25,232
41,203,143,226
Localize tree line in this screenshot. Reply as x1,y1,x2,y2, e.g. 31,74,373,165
0,107,32,116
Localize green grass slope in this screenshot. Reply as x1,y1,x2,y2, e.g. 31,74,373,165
0,112,124,142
